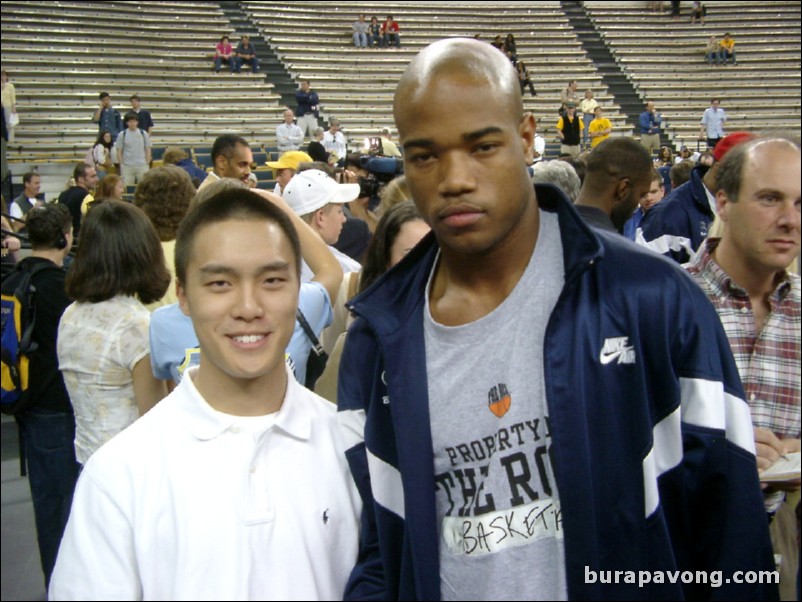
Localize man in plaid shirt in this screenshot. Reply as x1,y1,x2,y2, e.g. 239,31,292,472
685,135,800,600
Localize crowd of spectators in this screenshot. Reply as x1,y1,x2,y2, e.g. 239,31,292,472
352,14,400,48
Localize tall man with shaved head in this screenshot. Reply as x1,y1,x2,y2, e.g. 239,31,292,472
337,38,776,600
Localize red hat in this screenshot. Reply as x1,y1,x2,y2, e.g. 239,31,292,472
712,131,755,162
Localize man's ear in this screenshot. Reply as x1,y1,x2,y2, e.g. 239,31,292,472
313,207,327,229
177,280,191,317
616,177,631,202
716,190,730,221
519,112,536,154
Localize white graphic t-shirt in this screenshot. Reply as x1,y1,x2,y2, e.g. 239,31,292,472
425,210,567,601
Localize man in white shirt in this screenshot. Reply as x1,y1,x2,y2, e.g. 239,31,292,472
276,108,304,152
49,189,360,600
322,119,347,166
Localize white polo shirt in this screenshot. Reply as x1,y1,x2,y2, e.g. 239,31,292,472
50,365,361,600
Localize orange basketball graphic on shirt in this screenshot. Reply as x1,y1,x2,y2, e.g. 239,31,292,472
487,383,511,418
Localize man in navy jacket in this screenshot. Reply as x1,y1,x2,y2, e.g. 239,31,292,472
337,38,776,601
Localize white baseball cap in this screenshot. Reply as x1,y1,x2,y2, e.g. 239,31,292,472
284,169,360,216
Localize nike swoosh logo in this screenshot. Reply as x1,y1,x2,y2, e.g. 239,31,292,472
599,351,620,365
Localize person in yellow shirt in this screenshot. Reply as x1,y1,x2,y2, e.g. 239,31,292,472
719,32,736,65
588,107,612,148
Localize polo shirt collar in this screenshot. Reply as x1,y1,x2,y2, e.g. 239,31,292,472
181,365,312,442
695,237,794,301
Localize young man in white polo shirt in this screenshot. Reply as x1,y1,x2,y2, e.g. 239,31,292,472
49,189,360,600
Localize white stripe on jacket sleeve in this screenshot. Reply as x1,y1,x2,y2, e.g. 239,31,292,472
643,377,755,517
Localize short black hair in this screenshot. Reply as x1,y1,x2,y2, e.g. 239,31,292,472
25,203,72,250
584,137,652,184
174,189,301,285
211,134,249,163
99,91,110,100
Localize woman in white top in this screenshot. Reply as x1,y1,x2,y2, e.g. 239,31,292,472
579,90,599,150
58,201,170,463
92,130,115,177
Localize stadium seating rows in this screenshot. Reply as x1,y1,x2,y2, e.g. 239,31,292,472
1,0,799,166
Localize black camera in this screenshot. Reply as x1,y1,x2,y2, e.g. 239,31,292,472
355,156,404,199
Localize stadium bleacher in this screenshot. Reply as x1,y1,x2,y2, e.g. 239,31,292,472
584,1,801,149
1,0,799,170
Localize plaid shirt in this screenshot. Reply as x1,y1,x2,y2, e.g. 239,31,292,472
685,238,800,439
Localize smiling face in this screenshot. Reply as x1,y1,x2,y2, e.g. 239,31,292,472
717,141,801,277
24,175,41,198
395,45,535,259
177,218,299,396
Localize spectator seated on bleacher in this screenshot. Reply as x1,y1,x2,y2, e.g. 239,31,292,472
705,36,719,65
368,16,383,48
719,32,737,65
213,35,235,73
234,35,259,74
352,14,369,49
381,15,400,48
162,146,207,188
